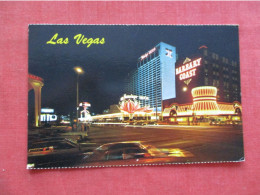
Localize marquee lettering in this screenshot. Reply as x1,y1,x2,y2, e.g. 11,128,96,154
140,47,156,60
176,58,202,75
179,68,197,80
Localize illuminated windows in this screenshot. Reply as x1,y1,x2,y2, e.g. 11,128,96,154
222,57,229,63
223,67,229,72
213,79,220,87
205,77,209,85
212,53,219,60
127,42,177,110
232,60,238,67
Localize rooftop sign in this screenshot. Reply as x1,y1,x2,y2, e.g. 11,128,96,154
41,108,54,113
140,47,156,61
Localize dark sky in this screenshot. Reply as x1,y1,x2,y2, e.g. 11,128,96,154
28,25,239,115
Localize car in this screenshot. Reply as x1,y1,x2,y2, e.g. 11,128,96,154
147,121,157,125
28,137,65,146
218,121,227,126
210,120,218,125
128,121,135,125
82,141,152,162
232,121,242,127
78,141,194,166
135,121,145,126
27,139,84,168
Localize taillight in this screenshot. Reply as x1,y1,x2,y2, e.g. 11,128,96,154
144,153,151,158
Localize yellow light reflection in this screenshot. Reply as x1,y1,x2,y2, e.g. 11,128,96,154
161,148,194,157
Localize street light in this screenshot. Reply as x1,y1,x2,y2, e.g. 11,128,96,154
74,66,84,131
75,67,83,74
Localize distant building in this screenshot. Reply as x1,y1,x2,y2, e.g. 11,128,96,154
125,42,177,111
60,115,71,124
103,104,121,114
109,104,121,114
163,86,242,125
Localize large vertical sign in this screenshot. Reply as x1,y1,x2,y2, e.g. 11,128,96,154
176,58,202,81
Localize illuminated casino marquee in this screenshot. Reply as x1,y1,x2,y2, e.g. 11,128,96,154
176,58,202,80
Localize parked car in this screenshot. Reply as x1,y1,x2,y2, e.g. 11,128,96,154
27,139,84,168
147,121,157,125
217,121,226,126
128,121,135,125
135,121,146,126
232,121,242,127
28,137,65,146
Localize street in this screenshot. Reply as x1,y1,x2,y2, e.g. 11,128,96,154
96,125,242,161
28,124,244,168
65,124,244,162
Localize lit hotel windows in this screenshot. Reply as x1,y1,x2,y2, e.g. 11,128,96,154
213,63,219,69
213,79,220,87
224,82,229,89
212,53,219,60
213,71,219,76
126,42,177,110
232,61,237,67
222,57,229,64
232,70,238,74
223,67,229,72
205,77,209,85
223,74,229,80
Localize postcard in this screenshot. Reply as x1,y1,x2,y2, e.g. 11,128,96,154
28,25,244,169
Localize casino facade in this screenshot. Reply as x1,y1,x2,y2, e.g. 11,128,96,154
163,45,241,124
164,45,240,105
94,44,242,124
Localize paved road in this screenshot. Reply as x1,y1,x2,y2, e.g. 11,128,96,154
76,124,244,163
28,124,244,167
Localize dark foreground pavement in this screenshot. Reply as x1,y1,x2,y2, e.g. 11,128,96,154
28,124,244,167
62,124,244,162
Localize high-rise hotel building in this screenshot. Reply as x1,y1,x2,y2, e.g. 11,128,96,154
125,42,177,111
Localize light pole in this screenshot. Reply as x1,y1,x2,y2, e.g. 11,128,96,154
74,66,84,131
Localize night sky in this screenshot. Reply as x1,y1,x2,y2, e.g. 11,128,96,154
28,25,239,116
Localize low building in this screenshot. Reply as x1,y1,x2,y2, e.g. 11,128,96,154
163,86,242,125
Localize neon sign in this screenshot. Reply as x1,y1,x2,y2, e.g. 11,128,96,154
120,94,149,101
176,58,202,81
41,108,54,113
140,47,156,60
79,102,91,107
